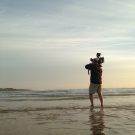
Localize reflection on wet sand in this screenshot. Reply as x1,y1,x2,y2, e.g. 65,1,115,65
89,108,105,135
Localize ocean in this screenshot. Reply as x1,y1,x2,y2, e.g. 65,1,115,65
1,88,135,135
0,88,135,99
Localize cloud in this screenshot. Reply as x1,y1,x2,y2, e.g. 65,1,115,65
0,0,135,89
1,0,135,41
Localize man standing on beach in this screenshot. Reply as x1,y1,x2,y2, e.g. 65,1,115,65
85,58,103,107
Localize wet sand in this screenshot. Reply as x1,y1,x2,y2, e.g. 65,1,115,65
0,96,135,135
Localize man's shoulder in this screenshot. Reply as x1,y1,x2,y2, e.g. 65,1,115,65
93,64,102,70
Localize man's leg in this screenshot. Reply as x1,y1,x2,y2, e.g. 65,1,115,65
98,93,104,106
89,93,94,107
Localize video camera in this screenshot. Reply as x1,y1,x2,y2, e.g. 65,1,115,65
90,53,104,66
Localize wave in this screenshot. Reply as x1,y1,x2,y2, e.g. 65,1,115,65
0,88,135,99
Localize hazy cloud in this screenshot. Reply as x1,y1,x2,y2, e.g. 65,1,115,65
0,0,135,89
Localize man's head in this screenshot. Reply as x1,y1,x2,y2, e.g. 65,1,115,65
92,58,98,64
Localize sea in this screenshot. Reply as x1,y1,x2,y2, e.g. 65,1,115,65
0,88,135,100
1,88,135,135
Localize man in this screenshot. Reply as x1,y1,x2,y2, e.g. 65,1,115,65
85,58,103,107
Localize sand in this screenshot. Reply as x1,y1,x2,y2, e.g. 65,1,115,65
0,96,135,135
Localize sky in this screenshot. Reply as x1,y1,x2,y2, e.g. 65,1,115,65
0,0,135,90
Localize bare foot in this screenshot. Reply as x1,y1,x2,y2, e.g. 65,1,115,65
91,105,94,107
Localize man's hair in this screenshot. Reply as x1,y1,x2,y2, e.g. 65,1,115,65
93,58,98,63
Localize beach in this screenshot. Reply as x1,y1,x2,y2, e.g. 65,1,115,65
0,91,135,135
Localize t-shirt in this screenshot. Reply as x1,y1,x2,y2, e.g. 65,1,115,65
85,63,102,84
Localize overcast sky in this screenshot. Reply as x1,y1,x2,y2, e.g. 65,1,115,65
0,0,135,90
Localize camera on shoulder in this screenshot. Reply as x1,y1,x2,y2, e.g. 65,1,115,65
90,53,104,66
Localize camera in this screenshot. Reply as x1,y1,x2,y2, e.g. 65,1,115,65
90,53,104,66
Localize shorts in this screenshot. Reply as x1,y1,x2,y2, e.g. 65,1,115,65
89,83,102,94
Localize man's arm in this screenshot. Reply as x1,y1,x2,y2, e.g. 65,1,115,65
85,63,92,70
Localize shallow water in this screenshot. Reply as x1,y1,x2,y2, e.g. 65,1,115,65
0,95,135,135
